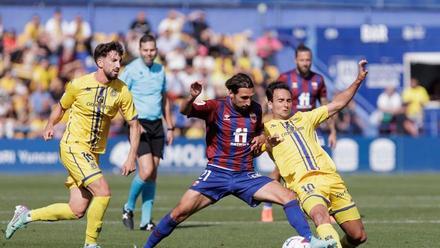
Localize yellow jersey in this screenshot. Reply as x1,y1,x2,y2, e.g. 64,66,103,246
60,73,137,154
264,106,336,186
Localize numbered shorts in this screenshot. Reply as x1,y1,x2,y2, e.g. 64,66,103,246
190,165,273,207
60,144,102,189
137,119,165,158
293,173,361,224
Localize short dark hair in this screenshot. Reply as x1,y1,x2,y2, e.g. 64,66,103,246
225,73,254,94
266,81,291,102
139,34,156,47
93,41,124,63
295,43,312,58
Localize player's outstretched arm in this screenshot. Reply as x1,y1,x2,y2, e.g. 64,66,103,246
327,60,368,117
43,103,65,141
121,119,141,176
163,92,174,145
180,81,202,116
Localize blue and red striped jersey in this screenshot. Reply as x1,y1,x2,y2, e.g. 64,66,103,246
188,97,263,172
278,69,327,113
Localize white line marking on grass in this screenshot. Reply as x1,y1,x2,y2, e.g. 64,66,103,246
1,219,440,225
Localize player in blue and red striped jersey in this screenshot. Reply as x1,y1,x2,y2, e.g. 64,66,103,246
143,73,336,248
261,44,337,222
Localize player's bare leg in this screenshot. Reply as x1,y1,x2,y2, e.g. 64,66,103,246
261,167,281,222
309,204,342,248
339,219,367,248
144,189,213,248
254,181,337,248
5,186,91,240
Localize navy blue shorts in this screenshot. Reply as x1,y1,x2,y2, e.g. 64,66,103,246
190,165,273,207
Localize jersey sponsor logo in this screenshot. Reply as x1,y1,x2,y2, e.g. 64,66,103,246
297,92,312,109
86,102,114,110
270,124,277,128
249,113,257,123
85,87,91,91
194,100,206,106
231,127,249,147
292,82,298,88
223,114,230,121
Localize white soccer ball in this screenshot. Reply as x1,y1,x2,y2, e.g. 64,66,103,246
282,236,311,248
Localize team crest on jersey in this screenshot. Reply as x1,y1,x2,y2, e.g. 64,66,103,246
110,88,117,97
292,82,298,88
223,114,230,121
97,96,105,103
250,113,257,123
312,82,318,89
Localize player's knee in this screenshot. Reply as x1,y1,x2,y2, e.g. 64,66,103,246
70,206,87,219
170,207,188,223
310,206,331,225
280,189,297,205
348,229,367,245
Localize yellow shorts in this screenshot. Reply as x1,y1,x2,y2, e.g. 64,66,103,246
292,173,361,224
60,144,102,189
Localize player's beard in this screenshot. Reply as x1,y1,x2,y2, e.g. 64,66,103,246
235,104,250,114
104,68,119,80
298,65,311,77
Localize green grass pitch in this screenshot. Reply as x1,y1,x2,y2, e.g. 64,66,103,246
0,173,438,247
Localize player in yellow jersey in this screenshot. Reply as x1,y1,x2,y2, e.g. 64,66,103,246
263,60,368,248
5,41,141,248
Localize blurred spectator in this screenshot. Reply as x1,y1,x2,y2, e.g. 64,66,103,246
29,82,54,118
20,15,43,44
402,78,430,129
3,29,18,55
31,58,57,91
255,30,283,65
187,10,209,44
130,11,152,35
67,15,92,49
166,68,185,100
158,10,185,36
44,9,69,52
336,101,364,135
157,29,181,58
376,86,418,136
193,45,214,74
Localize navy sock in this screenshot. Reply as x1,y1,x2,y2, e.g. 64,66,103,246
144,213,178,248
283,199,312,241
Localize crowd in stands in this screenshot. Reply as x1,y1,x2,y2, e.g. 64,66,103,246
375,78,430,137
0,8,434,139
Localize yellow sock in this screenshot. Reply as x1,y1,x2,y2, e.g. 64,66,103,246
85,196,110,245
316,223,342,248
30,203,77,222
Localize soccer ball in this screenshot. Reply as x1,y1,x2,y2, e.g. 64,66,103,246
282,236,311,248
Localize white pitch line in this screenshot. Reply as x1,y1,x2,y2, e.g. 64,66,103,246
1,219,440,225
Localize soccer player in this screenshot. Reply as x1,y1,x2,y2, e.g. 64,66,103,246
143,73,336,248
120,34,174,231
261,44,337,222
264,60,369,248
5,41,141,248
